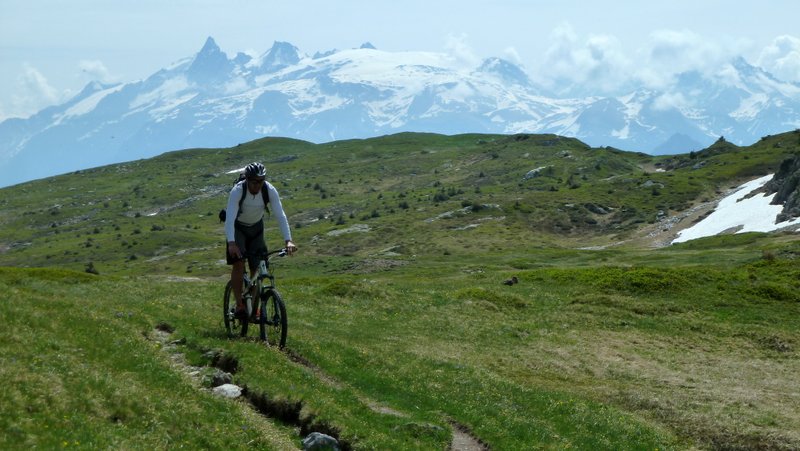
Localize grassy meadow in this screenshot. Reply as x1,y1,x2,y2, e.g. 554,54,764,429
1,131,800,449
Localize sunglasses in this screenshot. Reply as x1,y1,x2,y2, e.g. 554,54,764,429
248,178,265,184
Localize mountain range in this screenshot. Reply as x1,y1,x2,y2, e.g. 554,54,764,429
1,36,799,187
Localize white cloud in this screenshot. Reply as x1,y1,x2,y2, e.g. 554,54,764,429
536,22,632,96
19,64,59,103
652,92,689,111
224,76,250,95
5,64,64,118
531,25,760,96
635,29,743,89
78,59,112,82
757,35,800,82
503,46,522,64
443,33,480,68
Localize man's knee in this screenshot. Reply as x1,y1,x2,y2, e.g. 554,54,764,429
231,261,245,274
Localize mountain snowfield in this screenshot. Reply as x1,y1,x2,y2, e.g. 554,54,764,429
1,37,799,187
673,174,800,244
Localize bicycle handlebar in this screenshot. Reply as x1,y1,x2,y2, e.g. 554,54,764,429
238,248,288,261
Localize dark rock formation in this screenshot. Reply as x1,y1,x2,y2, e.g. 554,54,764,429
763,155,800,222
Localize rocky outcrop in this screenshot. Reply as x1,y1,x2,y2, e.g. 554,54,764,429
764,156,800,222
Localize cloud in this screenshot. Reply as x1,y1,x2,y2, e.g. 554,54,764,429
443,33,480,68
634,29,743,89
1,61,115,120
6,64,63,118
503,46,522,64
78,59,112,82
533,24,761,96
652,92,689,111
224,76,250,95
757,35,800,82
19,64,59,103
536,22,632,96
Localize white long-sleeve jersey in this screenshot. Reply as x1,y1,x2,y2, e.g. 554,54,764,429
224,181,292,243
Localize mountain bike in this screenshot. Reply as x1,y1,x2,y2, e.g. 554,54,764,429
223,248,288,348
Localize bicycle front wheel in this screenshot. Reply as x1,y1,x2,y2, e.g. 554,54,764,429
223,280,237,337
260,288,287,348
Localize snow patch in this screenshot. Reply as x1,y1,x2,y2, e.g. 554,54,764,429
611,123,630,139
672,174,800,243
730,93,769,120
53,84,125,125
130,76,191,111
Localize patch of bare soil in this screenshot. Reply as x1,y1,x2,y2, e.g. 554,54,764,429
640,199,719,247
450,422,489,451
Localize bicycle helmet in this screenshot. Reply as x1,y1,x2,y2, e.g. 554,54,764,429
244,162,266,178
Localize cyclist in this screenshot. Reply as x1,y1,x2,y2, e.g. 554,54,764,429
225,162,297,318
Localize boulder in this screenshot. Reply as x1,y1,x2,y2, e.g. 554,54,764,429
204,369,233,388
523,166,549,180
212,383,242,399
302,432,340,450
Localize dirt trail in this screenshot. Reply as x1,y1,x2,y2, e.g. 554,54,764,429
286,350,487,450
150,326,488,449
450,423,488,450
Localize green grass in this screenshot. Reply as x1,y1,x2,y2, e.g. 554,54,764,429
1,130,797,277
3,242,799,449
2,131,800,449
0,268,298,449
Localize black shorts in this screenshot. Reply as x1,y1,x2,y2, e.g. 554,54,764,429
226,220,267,271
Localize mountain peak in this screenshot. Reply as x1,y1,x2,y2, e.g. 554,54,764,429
360,42,376,50
255,41,300,72
476,57,530,87
313,49,338,59
187,36,232,83
201,36,220,52
730,56,784,83
233,52,252,66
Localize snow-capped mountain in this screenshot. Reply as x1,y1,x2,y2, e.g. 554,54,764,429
1,37,799,187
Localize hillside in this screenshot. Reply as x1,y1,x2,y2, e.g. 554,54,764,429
2,131,800,449
2,130,799,276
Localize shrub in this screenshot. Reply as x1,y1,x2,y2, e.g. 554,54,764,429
85,262,99,275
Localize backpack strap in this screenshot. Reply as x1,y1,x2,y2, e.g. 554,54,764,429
235,181,270,218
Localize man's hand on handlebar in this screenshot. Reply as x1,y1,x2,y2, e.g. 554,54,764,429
285,240,298,256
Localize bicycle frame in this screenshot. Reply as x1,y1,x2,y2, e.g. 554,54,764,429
244,249,284,291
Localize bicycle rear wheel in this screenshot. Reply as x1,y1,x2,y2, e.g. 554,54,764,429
224,279,252,337
260,288,287,348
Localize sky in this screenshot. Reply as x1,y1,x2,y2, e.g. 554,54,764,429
1,0,800,121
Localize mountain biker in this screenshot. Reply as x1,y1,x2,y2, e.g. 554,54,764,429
225,162,297,318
